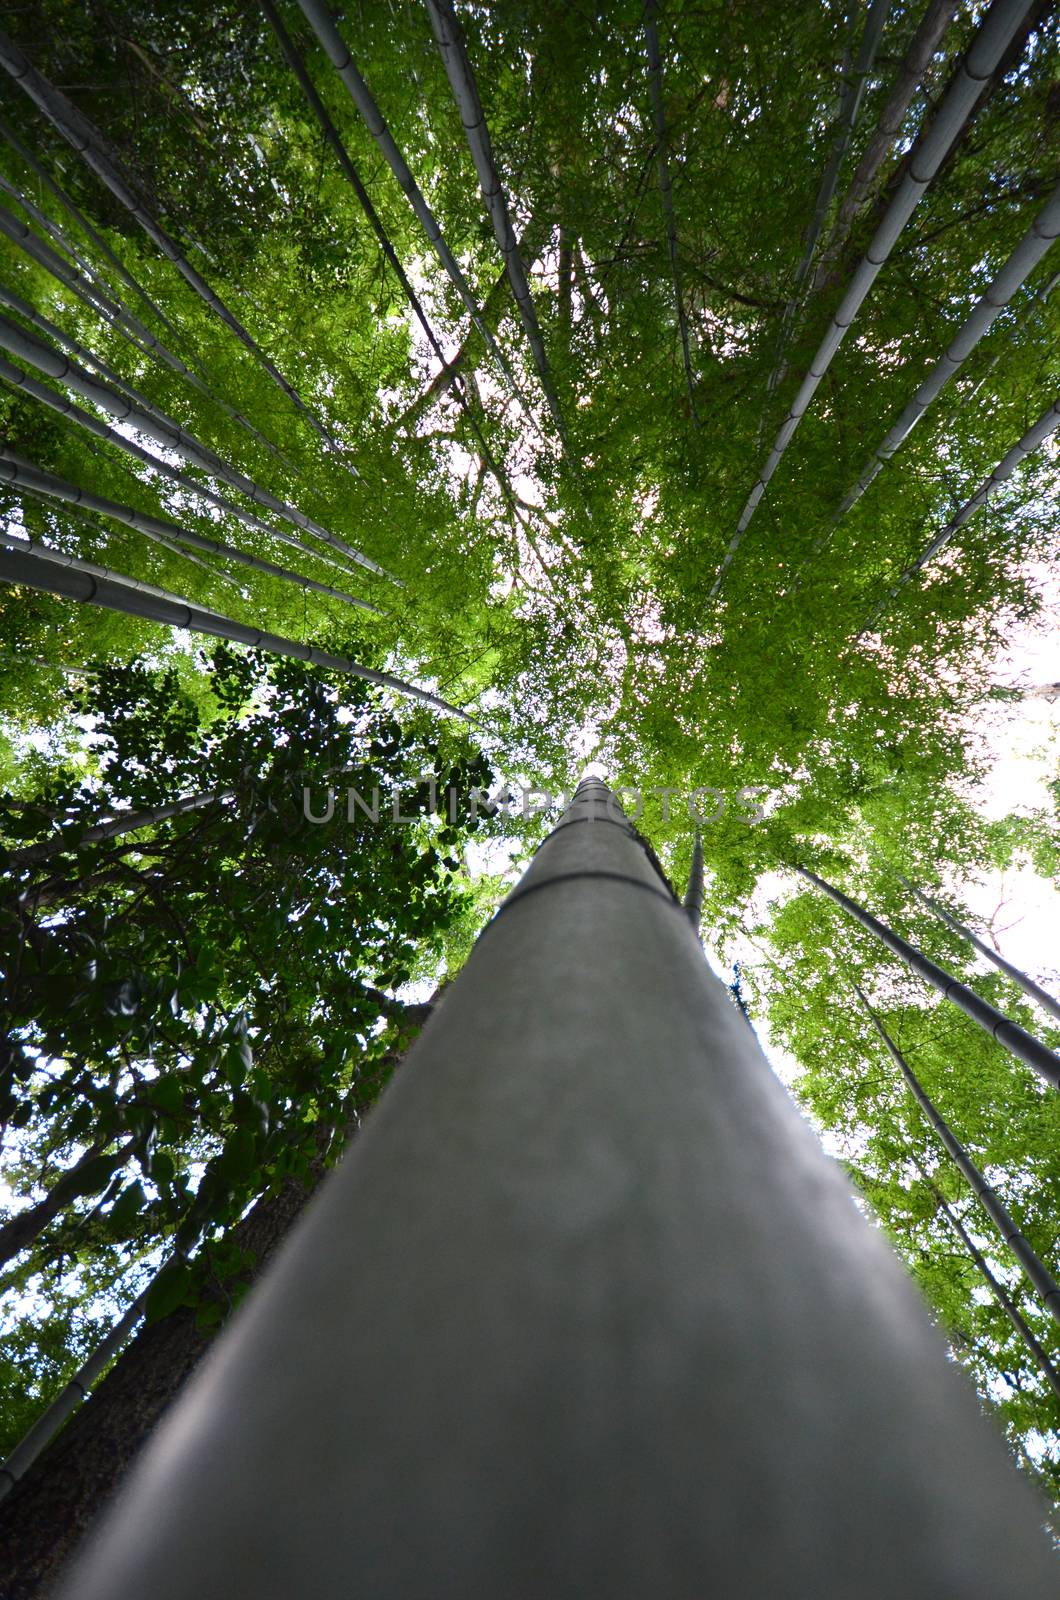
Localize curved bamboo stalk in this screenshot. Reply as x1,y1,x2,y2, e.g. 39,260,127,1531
764,0,892,407
710,0,1033,601
642,0,699,427
797,865,1060,1088
0,26,355,472
808,0,961,300
854,986,1060,1328
0,311,394,581
866,391,1060,628
425,0,575,459
953,267,1059,417
0,451,379,613
897,874,1060,1026
0,542,468,719
0,351,375,579
295,0,545,449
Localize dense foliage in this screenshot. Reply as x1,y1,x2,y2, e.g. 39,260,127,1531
0,0,1058,1525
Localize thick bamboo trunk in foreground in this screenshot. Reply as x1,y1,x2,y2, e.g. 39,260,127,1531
63,782,1056,1597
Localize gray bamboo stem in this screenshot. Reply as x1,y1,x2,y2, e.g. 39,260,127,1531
796,865,1060,1088
765,0,892,404
8,788,235,868
898,874,1060,1026
865,392,1060,628
854,986,1060,1328
683,828,704,932
59,779,1058,1598
710,0,1033,599
0,313,392,580
295,0,546,449
642,0,700,426
808,0,962,298
0,450,379,613
0,27,354,469
426,0,575,459
910,1156,1060,1407
0,542,467,719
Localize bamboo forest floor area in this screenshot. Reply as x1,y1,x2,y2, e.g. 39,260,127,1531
0,0,1059,1588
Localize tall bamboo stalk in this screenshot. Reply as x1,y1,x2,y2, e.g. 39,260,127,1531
8,788,236,868
59,779,1058,1599
0,26,354,470
797,865,1060,1088
0,451,378,612
854,986,1060,1329
642,0,700,426
295,0,546,450
0,314,392,580
0,197,296,472
910,1157,1060,1407
0,542,467,719
425,0,575,459
829,180,1060,523
808,0,962,299
260,0,523,515
764,0,892,407
0,351,372,578
898,874,1060,1026
683,828,704,931
0,527,237,618
709,0,1033,600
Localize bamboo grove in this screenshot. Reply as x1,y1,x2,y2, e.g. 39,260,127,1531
0,0,1059,1562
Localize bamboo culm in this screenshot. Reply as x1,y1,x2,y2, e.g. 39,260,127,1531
797,865,1060,1088
683,829,704,932
0,451,379,614
0,314,392,580
911,1157,1060,1408
808,0,962,299
260,0,519,514
855,987,1060,1329
295,0,548,453
826,179,1060,530
8,787,235,868
58,779,1058,1598
709,0,1033,600
764,0,892,405
0,541,468,719
425,0,575,460
0,527,237,620
0,26,357,471
865,391,1060,630
0,196,295,472
898,874,1060,1027
642,0,700,427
